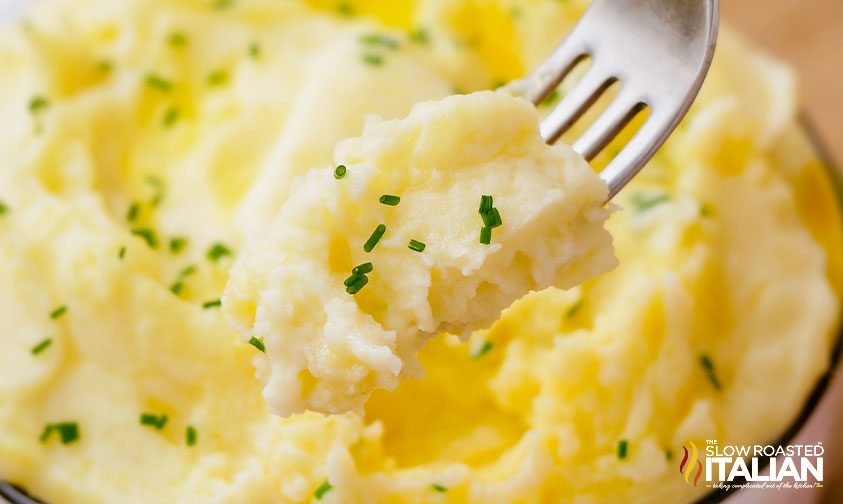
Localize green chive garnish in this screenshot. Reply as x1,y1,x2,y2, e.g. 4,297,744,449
432,483,448,493
540,89,560,108
666,449,673,461
146,176,165,206
31,338,53,355
50,305,67,320
337,2,353,16
314,480,333,500
481,208,502,228
479,195,493,214
170,281,184,296
353,262,373,275
379,194,400,206
359,34,399,50
163,106,180,127
118,246,126,259
207,243,232,262
140,413,168,430
131,228,158,249
629,192,669,212
699,354,721,390
168,32,188,47
346,275,369,294
363,224,386,253
29,95,49,114
180,265,197,277
249,42,261,59
145,74,173,92
617,439,628,460
479,226,492,245
408,240,426,252
248,336,266,353
362,54,384,66
95,60,112,74
344,273,361,287
202,299,222,309
169,237,188,254
126,202,140,222
700,204,715,218
471,340,493,359
0,200,7,215
207,70,229,86
409,28,430,45
334,165,347,179
186,425,197,446
565,300,583,319
40,422,79,445
213,0,234,10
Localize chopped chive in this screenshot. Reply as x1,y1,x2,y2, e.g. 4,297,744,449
379,194,400,206
699,354,721,390
31,338,53,355
337,2,353,16
481,208,502,228
40,422,79,445
629,192,669,212
248,42,261,59
431,483,448,493
362,53,384,66
352,262,373,275
95,60,112,74
146,176,165,206
565,300,583,319
118,245,126,259
145,74,173,92
168,32,188,47
408,28,430,45
186,425,197,446
29,95,49,114
170,281,184,295
248,336,266,353
202,299,222,309
131,228,158,249
140,413,168,430
169,237,188,254
479,226,492,245
700,204,715,218
492,79,507,90
207,70,229,86
408,239,426,252
180,265,197,277
363,224,386,253
617,439,629,460
0,200,7,215
479,195,493,214
314,480,333,500
126,202,140,222
50,305,67,320
346,275,369,294
162,106,180,127
344,272,361,287
540,89,561,108
666,449,673,461
334,164,347,179
207,242,232,262
359,34,399,50
471,340,493,359
213,0,234,9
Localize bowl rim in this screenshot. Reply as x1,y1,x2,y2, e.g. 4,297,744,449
2,119,841,504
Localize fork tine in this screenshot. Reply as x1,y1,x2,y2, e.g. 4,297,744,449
539,69,615,144
598,112,674,199
572,92,644,161
519,41,589,105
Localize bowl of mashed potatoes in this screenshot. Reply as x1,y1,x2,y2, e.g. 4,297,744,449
1,0,841,503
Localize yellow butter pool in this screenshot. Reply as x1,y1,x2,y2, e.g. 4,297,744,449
0,0,840,502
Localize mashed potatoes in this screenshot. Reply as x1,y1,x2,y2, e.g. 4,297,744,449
224,91,615,416
0,0,840,503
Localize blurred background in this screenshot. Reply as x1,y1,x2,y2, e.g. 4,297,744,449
724,1,842,502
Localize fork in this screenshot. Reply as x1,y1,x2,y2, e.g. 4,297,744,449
510,0,719,200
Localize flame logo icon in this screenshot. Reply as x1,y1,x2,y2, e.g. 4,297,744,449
679,441,703,486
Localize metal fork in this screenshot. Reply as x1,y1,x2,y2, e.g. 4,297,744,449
511,0,719,200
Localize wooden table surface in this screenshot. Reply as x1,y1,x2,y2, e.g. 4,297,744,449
723,0,843,165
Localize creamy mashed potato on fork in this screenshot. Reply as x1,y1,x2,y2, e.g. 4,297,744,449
0,0,841,503
224,91,615,416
